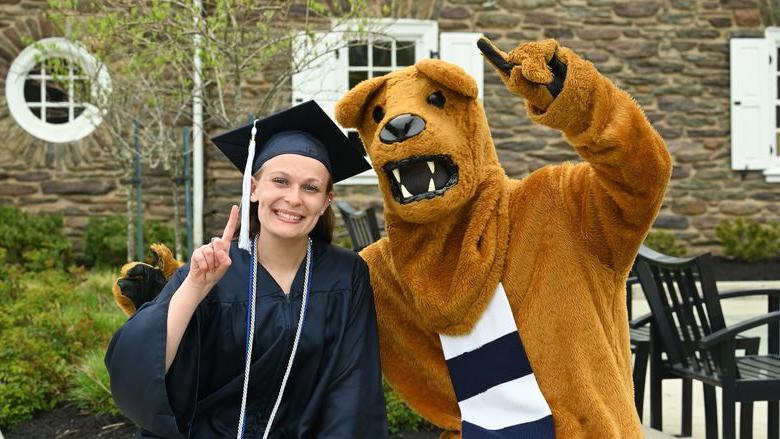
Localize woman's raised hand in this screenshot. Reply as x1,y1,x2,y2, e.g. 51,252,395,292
186,205,239,293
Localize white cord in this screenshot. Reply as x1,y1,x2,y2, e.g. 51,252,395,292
236,235,259,439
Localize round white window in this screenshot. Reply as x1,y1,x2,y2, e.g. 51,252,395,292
5,37,111,143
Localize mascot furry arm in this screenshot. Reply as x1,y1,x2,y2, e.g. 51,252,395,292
336,38,671,438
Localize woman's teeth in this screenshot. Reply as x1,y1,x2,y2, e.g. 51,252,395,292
276,210,302,221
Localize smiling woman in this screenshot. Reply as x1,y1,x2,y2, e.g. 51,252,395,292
105,101,389,439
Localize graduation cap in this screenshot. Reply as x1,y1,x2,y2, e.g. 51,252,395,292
210,100,372,251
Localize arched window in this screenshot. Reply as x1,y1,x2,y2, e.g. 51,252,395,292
5,37,111,143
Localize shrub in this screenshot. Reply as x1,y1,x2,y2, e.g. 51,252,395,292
644,230,686,257
0,205,72,271
383,379,434,434
0,269,123,429
83,215,178,269
67,349,119,416
715,217,780,262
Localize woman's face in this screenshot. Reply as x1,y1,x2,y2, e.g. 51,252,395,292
251,154,333,241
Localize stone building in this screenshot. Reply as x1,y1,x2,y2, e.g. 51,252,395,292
0,0,778,256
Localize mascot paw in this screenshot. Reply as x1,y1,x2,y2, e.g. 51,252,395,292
479,38,568,111
112,244,183,316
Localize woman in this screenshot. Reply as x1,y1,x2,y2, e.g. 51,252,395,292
105,101,388,438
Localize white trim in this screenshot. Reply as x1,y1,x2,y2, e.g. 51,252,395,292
5,37,110,143
331,19,438,186
439,283,516,359
459,375,552,430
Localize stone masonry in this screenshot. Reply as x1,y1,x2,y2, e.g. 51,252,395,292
0,0,777,256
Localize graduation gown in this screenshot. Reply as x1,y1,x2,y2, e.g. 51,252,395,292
105,239,388,438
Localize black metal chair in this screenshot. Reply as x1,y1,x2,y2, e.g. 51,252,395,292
335,201,381,252
634,248,780,439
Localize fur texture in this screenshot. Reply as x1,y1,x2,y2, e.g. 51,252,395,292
112,243,184,316
336,39,671,438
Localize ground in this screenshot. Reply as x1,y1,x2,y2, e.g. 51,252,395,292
5,403,441,438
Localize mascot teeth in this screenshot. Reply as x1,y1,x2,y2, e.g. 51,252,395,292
382,154,459,204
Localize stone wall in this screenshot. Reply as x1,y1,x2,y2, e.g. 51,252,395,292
432,0,774,255
1,0,777,256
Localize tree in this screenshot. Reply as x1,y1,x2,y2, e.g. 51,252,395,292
45,0,375,261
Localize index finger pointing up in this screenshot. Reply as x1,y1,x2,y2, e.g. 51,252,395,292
221,205,239,242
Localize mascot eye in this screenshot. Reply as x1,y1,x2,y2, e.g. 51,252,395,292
372,105,385,124
427,91,446,108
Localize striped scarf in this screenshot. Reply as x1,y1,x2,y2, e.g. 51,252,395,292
439,283,556,438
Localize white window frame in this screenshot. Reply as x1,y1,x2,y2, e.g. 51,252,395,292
5,37,111,144
292,19,484,186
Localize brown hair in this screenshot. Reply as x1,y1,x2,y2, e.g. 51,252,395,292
242,169,335,243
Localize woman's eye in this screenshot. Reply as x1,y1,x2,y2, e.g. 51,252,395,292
303,185,320,193
272,178,287,185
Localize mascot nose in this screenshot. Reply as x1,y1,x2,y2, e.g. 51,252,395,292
380,114,426,144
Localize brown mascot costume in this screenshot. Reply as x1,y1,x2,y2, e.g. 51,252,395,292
114,38,671,438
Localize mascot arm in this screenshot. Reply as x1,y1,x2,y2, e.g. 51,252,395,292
113,243,184,316
482,38,672,271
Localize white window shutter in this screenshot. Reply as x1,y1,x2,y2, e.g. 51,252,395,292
439,32,484,101
730,38,772,170
291,32,348,122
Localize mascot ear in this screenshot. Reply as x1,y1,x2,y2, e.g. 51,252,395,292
416,59,478,100
335,75,388,128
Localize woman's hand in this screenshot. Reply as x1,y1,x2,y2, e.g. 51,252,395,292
185,205,239,295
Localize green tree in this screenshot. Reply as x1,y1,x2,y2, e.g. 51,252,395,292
45,0,374,260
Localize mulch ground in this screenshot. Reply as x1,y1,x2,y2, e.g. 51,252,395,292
5,403,440,438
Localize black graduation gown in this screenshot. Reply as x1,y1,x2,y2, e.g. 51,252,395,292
105,239,388,438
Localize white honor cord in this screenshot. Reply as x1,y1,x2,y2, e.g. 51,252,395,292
236,235,259,439
236,237,312,439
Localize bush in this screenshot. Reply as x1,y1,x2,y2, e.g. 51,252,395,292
644,230,686,257
0,269,123,429
67,349,119,416
715,217,780,262
0,206,72,271
83,215,178,269
383,379,435,434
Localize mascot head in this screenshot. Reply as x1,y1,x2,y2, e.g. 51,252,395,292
336,59,502,224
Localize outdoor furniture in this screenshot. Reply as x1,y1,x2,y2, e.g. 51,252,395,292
628,247,762,435
634,248,780,439
335,201,381,252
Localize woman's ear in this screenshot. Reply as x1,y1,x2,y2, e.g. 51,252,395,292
249,177,259,202
322,193,334,215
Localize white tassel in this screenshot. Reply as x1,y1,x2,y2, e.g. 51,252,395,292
238,121,259,253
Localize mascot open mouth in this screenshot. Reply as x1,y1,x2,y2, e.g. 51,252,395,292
382,155,458,204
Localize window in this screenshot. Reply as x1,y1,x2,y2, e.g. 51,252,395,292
5,37,110,143
347,39,416,89
292,20,483,185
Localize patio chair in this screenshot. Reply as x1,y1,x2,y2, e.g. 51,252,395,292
335,201,381,252
634,248,780,439
628,246,762,436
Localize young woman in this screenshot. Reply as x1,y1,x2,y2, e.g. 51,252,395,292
105,101,388,438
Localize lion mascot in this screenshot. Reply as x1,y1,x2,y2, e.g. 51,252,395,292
113,38,671,438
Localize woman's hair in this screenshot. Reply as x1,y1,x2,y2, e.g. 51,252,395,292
243,168,335,243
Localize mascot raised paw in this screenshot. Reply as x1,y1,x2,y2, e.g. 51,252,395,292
335,38,671,438
113,243,183,316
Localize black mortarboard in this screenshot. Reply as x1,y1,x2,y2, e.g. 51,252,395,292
210,100,371,251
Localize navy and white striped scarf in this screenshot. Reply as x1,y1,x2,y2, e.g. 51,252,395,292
439,283,556,438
